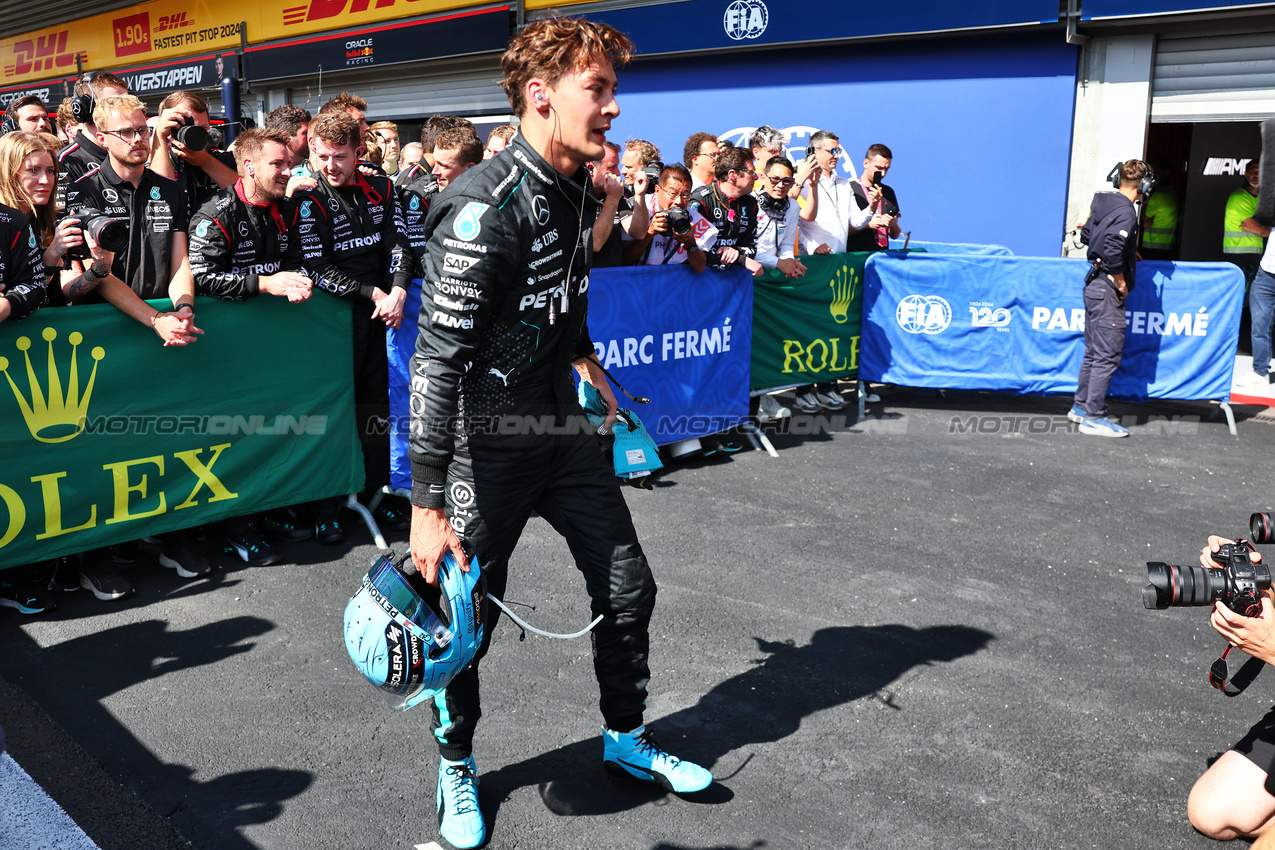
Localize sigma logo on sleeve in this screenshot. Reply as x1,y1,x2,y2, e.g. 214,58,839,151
454,202,490,241
532,195,550,225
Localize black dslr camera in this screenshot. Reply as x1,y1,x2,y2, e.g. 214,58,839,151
65,209,128,259
663,206,691,236
625,159,664,198
1144,540,1270,617
172,114,210,152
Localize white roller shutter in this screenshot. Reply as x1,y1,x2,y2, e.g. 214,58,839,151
276,53,509,121
1151,31,1275,122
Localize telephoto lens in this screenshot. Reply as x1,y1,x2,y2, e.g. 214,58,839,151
1252,512,1275,544
1144,542,1272,616
87,215,128,254
172,115,210,152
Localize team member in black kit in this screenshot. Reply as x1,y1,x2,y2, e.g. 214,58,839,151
408,17,712,850
691,144,762,274
57,71,128,211
188,127,315,563
295,110,412,539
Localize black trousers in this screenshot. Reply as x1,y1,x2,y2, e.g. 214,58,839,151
351,306,389,494
430,431,656,761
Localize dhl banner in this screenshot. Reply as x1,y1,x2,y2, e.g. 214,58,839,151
0,296,363,569
0,0,542,87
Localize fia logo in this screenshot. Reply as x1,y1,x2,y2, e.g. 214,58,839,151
724,0,768,41
896,294,952,335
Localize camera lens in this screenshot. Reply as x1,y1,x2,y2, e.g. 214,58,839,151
1251,512,1275,544
89,216,128,254
1143,562,1230,609
174,123,209,152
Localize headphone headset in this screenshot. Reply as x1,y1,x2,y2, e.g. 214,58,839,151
70,71,99,125
1108,160,1155,198
0,114,17,136
535,91,548,104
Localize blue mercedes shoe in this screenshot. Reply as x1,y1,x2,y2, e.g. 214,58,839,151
602,725,712,794
1066,404,1085,424
437,756,485,849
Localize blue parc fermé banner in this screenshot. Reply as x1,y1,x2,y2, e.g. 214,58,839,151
388,267,754,490
860,253,1245,402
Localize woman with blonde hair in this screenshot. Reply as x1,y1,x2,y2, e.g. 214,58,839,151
0,130,114,303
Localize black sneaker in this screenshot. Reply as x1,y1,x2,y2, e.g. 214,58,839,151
46,555,81,593
158,541,212,578
80,559,134,601
0,568,55,615
110,540,144,564
224,527,281,566
262,509,311,542
315,517,345,545
373,500,411,532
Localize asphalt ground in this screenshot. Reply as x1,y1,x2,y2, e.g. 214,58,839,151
3,386,1275,850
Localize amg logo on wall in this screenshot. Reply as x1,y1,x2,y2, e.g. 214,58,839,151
1202,157,1253,176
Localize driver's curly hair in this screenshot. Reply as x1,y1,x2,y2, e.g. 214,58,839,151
501,16,635,118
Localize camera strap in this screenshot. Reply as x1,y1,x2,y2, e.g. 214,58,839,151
1210,645,1265,696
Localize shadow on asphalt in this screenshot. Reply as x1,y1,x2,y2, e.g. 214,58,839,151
478,623,993,839
0,616,313,849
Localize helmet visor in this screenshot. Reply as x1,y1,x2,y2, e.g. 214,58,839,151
365,556,454,651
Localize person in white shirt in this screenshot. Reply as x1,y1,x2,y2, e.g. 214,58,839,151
797,130,871,255
622,163,716,272
755,156,806,279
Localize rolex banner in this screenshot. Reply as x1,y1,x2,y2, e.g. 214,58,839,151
0,296,363,569
751,252,868,391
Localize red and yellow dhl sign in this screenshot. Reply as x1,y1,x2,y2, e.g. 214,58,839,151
0,0,562,86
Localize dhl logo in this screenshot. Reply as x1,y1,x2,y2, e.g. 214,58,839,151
156,12,194,32
4,31,77,78
283,0,416,26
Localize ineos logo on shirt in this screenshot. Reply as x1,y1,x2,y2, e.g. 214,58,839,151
532,195,550,225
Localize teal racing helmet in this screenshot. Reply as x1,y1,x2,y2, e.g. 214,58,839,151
343,550,486,710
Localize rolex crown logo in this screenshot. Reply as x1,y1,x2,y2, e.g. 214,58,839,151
0,327,105,443
829,265,859,324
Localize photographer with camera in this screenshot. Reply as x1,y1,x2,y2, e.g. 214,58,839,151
1184,534,1275,842
0,131,113,306
623,163,714,272
150,91,237,216
846,144,901,252
621,138,660,191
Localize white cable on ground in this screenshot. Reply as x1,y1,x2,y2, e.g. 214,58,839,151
487,595,603,640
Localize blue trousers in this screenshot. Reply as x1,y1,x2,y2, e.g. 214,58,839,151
1074,278,1126,418
1250,267,1275,376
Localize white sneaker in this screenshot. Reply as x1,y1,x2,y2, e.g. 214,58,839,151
792,392,821,414
1236,371,1270,390
757,394,791,421
814,389,847,410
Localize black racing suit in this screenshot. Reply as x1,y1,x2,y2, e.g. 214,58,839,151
396,170,434,277
690,181,758,268
188,179,302,299
409,133,656,759
57,130,107,212
0,204,47,320
295,173,411,494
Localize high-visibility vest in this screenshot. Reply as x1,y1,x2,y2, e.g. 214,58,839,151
1223,187,1263,255
1141,188,1179,249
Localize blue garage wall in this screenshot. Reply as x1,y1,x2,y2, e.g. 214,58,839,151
605,34,1079,258
1082,0,1273,18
